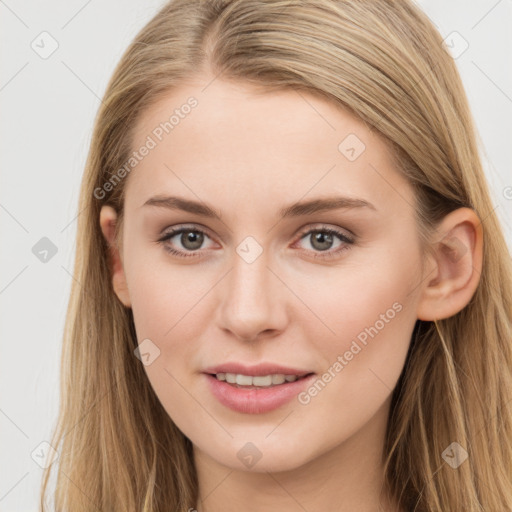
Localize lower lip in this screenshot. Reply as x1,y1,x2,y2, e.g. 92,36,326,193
204,373,316,414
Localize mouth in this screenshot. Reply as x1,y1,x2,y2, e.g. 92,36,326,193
206,372,315,390
203,371,317,414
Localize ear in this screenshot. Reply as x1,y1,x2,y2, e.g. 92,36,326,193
99,205,132,308
416,207,483,321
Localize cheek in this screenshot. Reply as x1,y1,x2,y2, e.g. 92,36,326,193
291,281,415,444
125,252,214,397
126,246,208,337
125,256,210,427
302,246,419,380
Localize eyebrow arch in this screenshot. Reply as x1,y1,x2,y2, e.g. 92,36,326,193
142,194,377,219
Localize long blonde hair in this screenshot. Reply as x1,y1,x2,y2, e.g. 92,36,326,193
40,1,512,510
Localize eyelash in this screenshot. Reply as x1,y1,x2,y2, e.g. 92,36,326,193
156,224,355,261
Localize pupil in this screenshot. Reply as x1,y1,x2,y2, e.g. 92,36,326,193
182,231,203,250
312,232,332,251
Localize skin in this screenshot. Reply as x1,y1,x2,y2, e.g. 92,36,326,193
99,74,483,512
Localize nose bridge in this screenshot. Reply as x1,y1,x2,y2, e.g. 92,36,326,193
217,238,286,340
232,245,270,303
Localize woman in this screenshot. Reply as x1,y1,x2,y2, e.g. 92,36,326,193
40,1,512,511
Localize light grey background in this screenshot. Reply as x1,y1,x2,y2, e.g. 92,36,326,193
1,1,511,510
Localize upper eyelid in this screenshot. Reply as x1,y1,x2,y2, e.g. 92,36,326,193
296,224,354,240
160,223,216,241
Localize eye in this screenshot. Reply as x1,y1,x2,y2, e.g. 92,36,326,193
157,225,215,258
156,224,355,260
293,225,355,260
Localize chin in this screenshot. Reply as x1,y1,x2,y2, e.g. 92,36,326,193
203,439,316,474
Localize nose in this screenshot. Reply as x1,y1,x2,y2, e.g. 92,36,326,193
216,246,288,342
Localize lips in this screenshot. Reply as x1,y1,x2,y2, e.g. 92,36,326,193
202,362,313,377
204,372,317,414
201,361,316,414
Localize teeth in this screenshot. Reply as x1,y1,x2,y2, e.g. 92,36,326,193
236,374,253,386
215,373,303,387
272,374,286,385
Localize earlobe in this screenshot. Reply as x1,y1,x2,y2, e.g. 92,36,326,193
416,208,483,321
99,205,132,308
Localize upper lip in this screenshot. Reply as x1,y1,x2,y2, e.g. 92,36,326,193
202,362,314,377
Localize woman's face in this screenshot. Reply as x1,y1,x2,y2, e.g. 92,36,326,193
111,76,426,472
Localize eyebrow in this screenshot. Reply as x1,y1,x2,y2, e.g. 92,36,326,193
142,194,376,219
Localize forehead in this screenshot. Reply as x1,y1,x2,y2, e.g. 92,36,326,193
124,78,414,219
